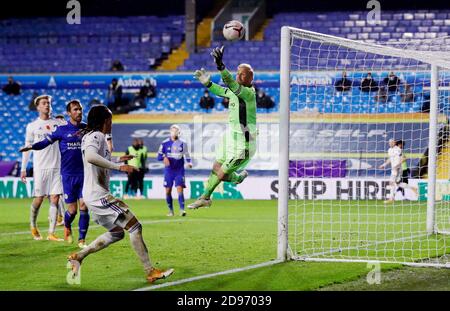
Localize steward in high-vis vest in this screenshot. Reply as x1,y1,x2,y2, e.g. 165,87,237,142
136,138,148,198
124,138,142,198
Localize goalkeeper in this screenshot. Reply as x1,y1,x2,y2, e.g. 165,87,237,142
188,46,257,209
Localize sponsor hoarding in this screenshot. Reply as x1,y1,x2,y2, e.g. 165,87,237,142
1,177,440,201
1,71,448,90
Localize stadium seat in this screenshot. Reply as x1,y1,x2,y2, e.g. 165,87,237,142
0,16,184,73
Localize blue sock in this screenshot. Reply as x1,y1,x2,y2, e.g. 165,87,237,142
64,211,76,229
78,210,90,241
166,194,173,212
178,193,185,211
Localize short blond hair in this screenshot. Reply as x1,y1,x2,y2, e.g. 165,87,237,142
238,63,254,85
34,94,52,106
238,63,254,72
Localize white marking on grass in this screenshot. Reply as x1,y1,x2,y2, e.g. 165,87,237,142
0,218,276,237
0,219,189,237
133,260,283,291
304,233,428,258
295,257,450,268
293,233,450,268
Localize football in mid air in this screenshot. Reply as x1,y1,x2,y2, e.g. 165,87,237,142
223,20,245,41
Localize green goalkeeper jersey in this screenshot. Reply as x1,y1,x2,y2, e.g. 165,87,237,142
207,69,257,141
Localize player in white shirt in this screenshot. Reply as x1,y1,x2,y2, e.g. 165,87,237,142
379,138,402,203
20,95,64,241
395,140,418,199
67,105,174,284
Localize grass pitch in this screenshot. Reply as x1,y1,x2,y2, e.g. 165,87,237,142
0,198,448,291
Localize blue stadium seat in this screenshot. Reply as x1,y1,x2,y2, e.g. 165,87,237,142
0,16,185,72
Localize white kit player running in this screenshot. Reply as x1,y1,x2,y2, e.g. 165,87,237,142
67,105,174,284
379,139,402,203
20,95,64,241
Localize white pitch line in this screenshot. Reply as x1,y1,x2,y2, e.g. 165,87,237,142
0,218,187,237
304,233,429,258
133,260,283,291
0,218,276,237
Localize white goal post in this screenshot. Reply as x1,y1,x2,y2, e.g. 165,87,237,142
278,26,450,267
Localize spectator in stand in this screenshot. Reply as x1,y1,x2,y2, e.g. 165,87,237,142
421,93,430,113
199,90,215,110
375,86,388,103
360,72,379,93
107,78,123,112
126,79,156,112
401,83,414,102
2,76,21,95
222,97,230,109
334,71,352,92
111,59,124,72
256,89,275,109
384,71,401,92
139,79,157,99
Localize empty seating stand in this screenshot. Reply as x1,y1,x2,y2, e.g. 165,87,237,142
180,10,450,71
0,16,184,73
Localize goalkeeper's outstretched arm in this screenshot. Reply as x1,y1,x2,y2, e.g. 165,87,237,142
194,68,228,97
210,45,254,99
208,81,229,97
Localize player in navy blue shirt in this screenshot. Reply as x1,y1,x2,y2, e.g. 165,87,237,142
20,100,89,248
157,125,192,217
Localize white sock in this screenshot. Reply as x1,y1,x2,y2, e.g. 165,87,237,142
389,184,397,200
77,231,124,261
57,199,65,217
30,203,40,228
48,203,58,234
129,223,152,274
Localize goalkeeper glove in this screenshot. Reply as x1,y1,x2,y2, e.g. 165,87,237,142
210,46,225,71
194,68,211,87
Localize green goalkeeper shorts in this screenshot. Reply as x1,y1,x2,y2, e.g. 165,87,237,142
216,131,256,174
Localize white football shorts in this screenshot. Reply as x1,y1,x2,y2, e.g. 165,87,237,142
86,194,135,231
33,168,63,197
390,167,402,184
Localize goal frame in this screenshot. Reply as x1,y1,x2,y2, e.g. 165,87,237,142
277,26,450,268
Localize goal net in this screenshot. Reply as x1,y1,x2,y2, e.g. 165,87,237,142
278,26,450,267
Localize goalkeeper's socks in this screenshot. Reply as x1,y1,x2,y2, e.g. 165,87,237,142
202,171,221,198
78,210,90,240
178,193,185,210
64,210,76,229
166,194,174,212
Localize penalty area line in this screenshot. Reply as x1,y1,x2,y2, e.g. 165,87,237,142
133,260,284,291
